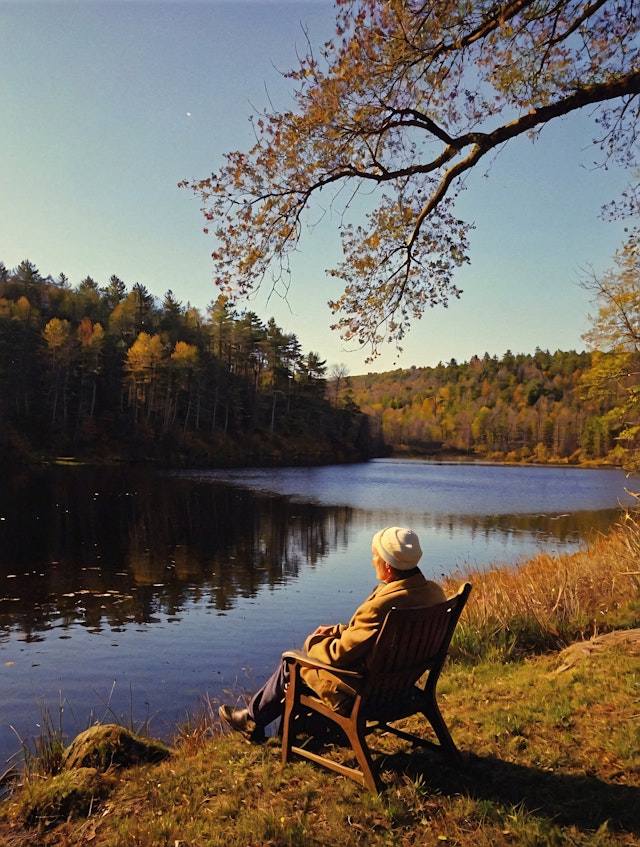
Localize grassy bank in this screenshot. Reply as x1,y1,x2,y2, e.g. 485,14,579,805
445,508,640,659
1,514,639,846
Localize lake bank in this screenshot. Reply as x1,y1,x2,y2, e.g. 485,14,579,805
388,444,627,470
23,448,631,470
2,516,639,846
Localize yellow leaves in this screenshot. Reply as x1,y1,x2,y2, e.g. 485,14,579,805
91,322,104,346
171,341,198,367
42,317,71,351
126,336,202,384
14,295,31,322
238,247,263,275
125,332,165,375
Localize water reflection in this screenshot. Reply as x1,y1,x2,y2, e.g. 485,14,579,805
0,464,628,643
0,466,357,640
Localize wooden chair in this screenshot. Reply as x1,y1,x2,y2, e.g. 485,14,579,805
281,582,472,792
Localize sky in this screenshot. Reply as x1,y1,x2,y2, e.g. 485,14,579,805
1,0,635,376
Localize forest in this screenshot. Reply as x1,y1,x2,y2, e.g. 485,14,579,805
351,348,628,465
0,260,372,466
0,258,633,470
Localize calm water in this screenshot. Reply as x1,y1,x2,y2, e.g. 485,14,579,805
0,460,635,767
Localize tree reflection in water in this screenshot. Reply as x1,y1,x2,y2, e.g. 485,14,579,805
0,465,353,640
1,464,628,643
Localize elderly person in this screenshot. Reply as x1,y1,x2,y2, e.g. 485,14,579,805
219,526,445,741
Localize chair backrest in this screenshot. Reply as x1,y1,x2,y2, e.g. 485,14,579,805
359,582,472,715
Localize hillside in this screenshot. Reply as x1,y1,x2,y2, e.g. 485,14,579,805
350,349,623,464
0,260,370,467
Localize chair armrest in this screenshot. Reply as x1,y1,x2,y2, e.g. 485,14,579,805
282,649,363,679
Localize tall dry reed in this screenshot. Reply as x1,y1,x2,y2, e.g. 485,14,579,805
445,509,640,658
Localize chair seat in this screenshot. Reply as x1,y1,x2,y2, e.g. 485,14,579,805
360,686,432,722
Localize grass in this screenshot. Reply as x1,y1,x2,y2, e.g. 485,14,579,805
0,512,639,846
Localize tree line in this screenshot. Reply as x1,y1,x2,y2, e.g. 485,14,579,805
351,348,629,465
3,237,638,470
0,260,371,465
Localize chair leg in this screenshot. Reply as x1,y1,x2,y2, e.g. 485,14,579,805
422,692,460,762
281,667,298,765
282,686,382,792
343,720,380,793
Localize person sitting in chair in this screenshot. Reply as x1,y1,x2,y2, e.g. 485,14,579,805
219,525,446,741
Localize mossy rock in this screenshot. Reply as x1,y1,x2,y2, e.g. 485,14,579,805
61,724,172,771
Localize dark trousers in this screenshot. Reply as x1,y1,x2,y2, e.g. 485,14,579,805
248,659,291,730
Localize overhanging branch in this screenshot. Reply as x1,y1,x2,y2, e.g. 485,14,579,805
409,71,640,248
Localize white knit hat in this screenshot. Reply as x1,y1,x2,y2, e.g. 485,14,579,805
372,526,423,570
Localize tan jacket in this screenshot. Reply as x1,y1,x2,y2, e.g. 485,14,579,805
300,571,446,711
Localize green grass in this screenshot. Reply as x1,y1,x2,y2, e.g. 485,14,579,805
1,513,639,846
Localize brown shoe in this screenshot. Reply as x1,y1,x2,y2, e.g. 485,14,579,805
218,705,266,742
219,705,252,734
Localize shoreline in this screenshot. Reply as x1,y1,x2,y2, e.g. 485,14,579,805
3,518,640,842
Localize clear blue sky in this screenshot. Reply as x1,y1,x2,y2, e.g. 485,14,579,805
1,0,634,375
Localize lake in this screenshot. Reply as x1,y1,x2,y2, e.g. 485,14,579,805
0,459,635,768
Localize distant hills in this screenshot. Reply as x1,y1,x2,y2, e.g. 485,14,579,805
350,349,622,464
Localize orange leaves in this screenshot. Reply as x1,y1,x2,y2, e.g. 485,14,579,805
77,317,104,350
180,0,637,360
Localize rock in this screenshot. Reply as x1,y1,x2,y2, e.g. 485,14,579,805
552,628,640,674
61,724,172,771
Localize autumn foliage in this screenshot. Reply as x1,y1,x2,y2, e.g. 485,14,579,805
184,0,639,358
351,348,632,464
0,260,368,465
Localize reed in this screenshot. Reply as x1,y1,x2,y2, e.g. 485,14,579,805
7,694,68,785
4,681,152,794
173,692,222,755
446,509,640,658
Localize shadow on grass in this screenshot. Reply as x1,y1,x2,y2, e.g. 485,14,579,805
391,749,640,833
287,713,639,834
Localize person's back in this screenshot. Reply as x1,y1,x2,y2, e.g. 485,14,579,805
300,527,445,711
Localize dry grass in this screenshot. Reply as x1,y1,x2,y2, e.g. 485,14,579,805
2,641,638,847
444,510,640,657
